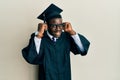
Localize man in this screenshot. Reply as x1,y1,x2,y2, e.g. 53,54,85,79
22,4,90,80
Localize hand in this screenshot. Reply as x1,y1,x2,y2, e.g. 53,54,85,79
37,23,48,38
63,22,76,35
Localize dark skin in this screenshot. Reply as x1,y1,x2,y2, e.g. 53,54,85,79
48,18,63,38
36,18,76,38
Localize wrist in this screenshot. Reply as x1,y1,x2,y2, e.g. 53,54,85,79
68,30,76,35
36,33,43,38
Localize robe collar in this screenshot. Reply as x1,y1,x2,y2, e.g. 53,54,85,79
47,31,58,41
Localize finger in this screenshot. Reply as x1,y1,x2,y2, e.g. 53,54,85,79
64,22,69,27
38,23,42,31
38,23,45,31
63,22,68,28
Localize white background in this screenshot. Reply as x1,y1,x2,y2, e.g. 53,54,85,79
0,0,120,80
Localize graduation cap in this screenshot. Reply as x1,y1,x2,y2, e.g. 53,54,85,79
37,4,63,23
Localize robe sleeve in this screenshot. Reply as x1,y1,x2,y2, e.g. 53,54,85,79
21,33,44,65
70,34,90,56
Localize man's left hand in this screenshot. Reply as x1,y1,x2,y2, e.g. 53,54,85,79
63,22,76,35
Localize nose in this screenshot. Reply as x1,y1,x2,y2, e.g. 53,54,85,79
55,26,61,30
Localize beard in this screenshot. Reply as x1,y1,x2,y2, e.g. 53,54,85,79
52,30,62,38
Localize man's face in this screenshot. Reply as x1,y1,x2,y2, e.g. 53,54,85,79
48,18,63,38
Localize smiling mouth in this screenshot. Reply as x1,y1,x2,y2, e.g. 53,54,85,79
54,31,61,36
54,30,61,33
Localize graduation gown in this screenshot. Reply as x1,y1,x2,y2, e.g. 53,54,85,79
22,31,90,80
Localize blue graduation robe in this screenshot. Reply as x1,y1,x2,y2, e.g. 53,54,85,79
22,31,90,80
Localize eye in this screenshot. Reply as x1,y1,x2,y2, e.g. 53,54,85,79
49,23,64,28
49,24,55,27
51,24,57,28
57,24,64,27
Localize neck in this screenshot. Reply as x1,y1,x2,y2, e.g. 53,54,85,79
48,30,54,37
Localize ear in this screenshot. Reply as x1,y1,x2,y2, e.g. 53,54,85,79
45,25,48,31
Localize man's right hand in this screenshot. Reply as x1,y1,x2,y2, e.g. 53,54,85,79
36,23,48,38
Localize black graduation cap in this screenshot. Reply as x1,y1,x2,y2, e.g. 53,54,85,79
37,4,63,23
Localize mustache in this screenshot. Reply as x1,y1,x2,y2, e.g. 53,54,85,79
54,30,62,33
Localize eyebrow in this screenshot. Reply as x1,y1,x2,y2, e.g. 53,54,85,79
49,18,62,23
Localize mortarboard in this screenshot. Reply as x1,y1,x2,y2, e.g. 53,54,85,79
37,4,63,23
